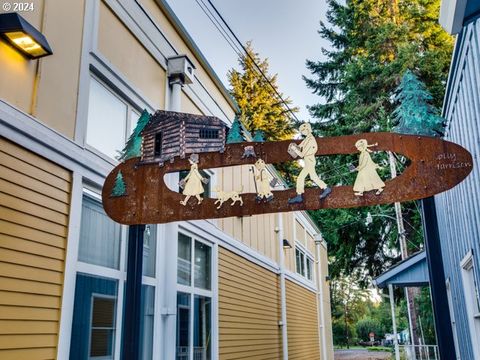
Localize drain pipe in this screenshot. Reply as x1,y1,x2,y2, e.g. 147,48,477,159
315,234,328,360
276,214,288,360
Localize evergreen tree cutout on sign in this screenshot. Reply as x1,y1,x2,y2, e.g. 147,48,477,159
393,70,445,136
119,110,151,161
253,130,265,142
111,170,127,197
226,116,244,144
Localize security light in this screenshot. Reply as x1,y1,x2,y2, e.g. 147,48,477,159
0,13,53,59
283,239,292,249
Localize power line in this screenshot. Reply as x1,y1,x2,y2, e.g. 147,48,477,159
197,0,301,122
195,0,244,57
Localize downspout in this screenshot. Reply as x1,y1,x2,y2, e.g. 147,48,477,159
315,235,328,360
276,214,288,360
161,58,186,360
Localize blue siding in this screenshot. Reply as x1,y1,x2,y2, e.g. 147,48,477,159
435,17,480,360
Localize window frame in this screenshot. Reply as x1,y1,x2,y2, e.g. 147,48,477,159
176,231,214,360
460,250,480,358
85,73,143,163
295,245,315,282
88,293,117,360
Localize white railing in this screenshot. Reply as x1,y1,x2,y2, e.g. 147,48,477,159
176,346,206,360
399,345,439,360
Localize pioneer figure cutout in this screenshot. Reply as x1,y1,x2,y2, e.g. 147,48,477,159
353,139,385,196
180,154,208,205
288,123,331,204
254,159,274,202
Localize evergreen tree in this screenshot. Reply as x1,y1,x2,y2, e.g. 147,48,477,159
304,0,453,280
226,116,244,144
228,41,298,141
252,130,265,142
119,110,151,161
111,171,127,197
393,70,445,136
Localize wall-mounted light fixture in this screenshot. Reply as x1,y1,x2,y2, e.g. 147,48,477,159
283,239,292,249
0,12,52,59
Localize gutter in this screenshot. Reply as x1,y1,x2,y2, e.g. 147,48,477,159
276,214,289,360
315,234,329,360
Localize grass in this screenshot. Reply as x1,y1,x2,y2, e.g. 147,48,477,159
368,346,394,352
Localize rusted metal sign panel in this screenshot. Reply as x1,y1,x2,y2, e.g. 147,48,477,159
102,132,472,225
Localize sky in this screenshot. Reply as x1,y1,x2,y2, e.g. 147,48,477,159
165,0,331,121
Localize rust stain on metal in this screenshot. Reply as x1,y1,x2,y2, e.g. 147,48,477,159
102,133,473,225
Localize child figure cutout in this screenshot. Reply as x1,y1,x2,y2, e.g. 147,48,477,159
353,139,385,196
254,159,274,202
180,154,207,205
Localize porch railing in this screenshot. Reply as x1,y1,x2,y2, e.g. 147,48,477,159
399,345,439,360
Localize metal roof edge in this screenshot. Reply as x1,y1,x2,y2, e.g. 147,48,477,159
373,250,426,288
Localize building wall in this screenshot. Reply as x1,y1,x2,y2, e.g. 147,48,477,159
435,16,480,360
0,137,71,359
218,247,282,359
0,0,84,138
286,280,320,359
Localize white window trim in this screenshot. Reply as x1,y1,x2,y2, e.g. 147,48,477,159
460,250,480,359
294,244,315,283
88,293,117,360
176,229,217,360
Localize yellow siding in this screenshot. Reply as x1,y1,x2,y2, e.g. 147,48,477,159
181,92,204,115
218,247,282,359
286,280,320,360
217,165,278,262
98,1,166,109
34,0,85,138
0,137,71,359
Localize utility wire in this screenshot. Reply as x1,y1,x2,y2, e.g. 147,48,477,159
195,0,244,56
197,0,301,123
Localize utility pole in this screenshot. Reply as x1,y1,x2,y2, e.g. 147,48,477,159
389,151,418,357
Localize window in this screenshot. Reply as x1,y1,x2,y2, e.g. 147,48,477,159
86,76,140,160
143,225,156,278
140,285,155,360
199,129,219,139
79,195,121,269
154,132,162,157
70,275,118,360
295,247,314,281
176,232,213,360
90,295,116,359
461,251,480,358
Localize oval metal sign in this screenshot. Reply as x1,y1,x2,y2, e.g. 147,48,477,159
102,132,473,225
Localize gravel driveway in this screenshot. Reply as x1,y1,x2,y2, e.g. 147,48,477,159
334,349,392,360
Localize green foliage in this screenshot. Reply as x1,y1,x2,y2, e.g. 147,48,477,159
393,70,445,136
111,171,126,197
304,0,452,280
356,317,385,341
252,130,265,142
119,110,150,161
415,288,437,345
228,41,298,141
226,116,245,144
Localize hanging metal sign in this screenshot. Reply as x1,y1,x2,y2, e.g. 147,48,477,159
102,111,473,225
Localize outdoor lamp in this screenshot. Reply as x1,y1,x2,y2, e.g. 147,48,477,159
282,239,292,249
0,13,53,58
